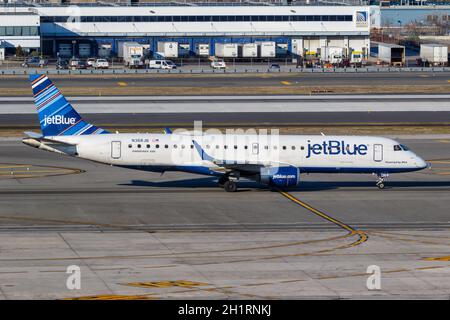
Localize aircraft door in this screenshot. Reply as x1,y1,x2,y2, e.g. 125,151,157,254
111,141,121,159
373,144,383,162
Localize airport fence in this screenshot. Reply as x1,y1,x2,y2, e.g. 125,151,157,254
0,66,449,76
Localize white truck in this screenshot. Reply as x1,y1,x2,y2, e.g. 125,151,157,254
241,43,258,58
378,43,405,67
256,41,276,58
350,50,364,67
215,43,238,58
420,44,448,66
320,46,344,65
157,42,178,58
122,42,144,69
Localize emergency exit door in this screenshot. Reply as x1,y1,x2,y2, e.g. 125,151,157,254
111,141,121,159
373,144,383,162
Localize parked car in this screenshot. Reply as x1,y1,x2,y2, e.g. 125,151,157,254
147,59,176,70
94,58,109,69
22,57,48,68
77,60,88,69
86,57,96,68
210,59,226,70
69,58,80,70
269,63,280,70
56,59,69,70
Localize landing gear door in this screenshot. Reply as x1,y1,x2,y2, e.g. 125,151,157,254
373,144,383,162
111,141,121,159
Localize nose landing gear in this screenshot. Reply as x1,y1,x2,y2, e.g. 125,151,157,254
375,173,389,189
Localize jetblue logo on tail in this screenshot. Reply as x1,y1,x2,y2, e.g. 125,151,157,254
306,140,368,159
44,115,76,126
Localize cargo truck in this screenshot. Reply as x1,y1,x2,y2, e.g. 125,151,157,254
157,42,178,58
256,42,276,58
350,50,364,67
215,43,238,58
241,43,258,58
420,44,448,66
320,46,344,65
122,42,144,69
378,43,405,67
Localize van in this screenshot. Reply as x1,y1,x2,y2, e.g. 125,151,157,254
148,60,177,70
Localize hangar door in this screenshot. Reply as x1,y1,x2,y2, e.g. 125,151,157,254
111,141,121,159
373,144,383,162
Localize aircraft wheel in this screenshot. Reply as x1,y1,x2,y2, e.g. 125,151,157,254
377,182,385,189
218,176,228,187
223,181,237,192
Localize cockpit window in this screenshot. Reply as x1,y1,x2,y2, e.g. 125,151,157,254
393,145,402,151
400,144,409,151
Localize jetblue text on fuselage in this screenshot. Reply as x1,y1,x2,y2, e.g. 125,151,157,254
44,115,76,126
306,140,368,158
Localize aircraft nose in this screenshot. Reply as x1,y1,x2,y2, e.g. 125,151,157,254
416,156,428,169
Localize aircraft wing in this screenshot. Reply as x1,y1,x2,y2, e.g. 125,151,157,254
192,139,295,174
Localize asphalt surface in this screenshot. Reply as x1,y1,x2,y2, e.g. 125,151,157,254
1,72,450,88
0,137,449,299
1,138,449,230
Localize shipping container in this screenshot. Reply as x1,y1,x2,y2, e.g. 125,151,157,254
196,44,210,56
215,43,238,58
378,43,405,66
256,41,276,58
157,42,178,58
420,44,448,66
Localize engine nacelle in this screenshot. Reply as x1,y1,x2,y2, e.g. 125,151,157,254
259,166,300,187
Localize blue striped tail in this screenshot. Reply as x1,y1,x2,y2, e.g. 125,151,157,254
29,74,109,136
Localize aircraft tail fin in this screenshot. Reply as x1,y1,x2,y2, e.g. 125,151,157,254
29,74,109,136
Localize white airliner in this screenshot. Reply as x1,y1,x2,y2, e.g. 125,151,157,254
23,74,428,192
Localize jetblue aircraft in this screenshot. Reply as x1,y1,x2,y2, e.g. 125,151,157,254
23,74,427,192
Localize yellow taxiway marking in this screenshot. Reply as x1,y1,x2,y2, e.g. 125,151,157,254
434,171,450,175
117,81,128,87
123,280,209,289
427,160,450,164
280,81,292,85
423,255,450,262
419,75,429,78
438,140,450,143
0,170,70,174
278,190,368,247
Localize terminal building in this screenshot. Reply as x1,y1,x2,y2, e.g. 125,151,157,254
0,4,370,59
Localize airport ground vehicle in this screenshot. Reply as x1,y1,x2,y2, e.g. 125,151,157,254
93,59,109,69
22,57,48,68
23,74,428,192
211,59,226,69
320,46,344,66
147,60,176,69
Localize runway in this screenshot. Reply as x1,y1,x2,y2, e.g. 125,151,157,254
1,95,450,131
0,137,449,299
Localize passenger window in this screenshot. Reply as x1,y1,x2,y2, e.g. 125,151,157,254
301,146,305,150
224,145,228,149
137,144,141,148
394,145,402,151
291,146,296,150
146,144,150,148
234,145,238,149
264,146,269,150
273,146,278,150
282,146,286,150
128,144,132,148
216,145,219,149
206,145,210,149
181,145,185,149
155,144,159,148
190,145,194,149
244,146,248,150
165,144,169,149
173,145,177,149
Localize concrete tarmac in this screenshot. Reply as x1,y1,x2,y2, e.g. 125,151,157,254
1,72,450,89
0,137,449,299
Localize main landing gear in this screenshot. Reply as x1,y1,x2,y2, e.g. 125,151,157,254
375,173,389,189
218,175,238,192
